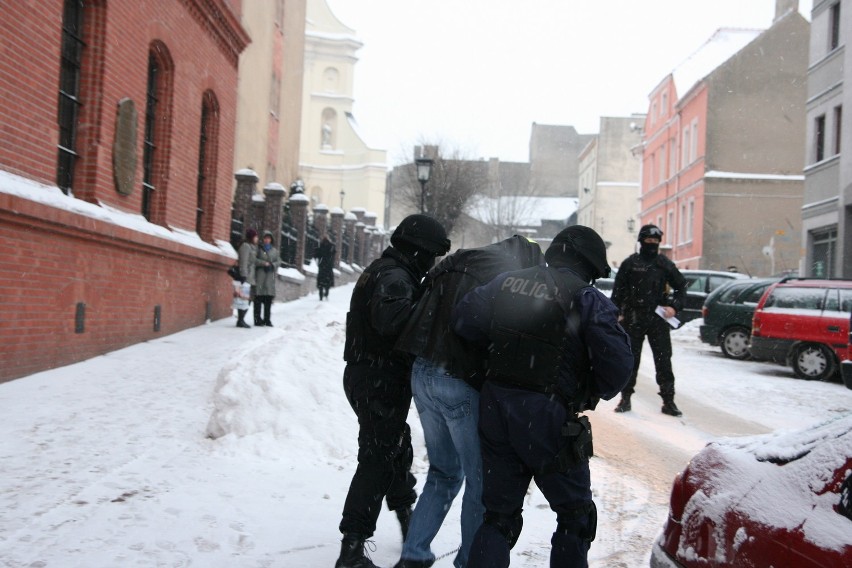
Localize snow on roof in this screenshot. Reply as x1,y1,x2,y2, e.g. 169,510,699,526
466,195,579,227
672,27,763,99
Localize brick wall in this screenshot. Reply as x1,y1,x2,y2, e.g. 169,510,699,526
0,0,249,382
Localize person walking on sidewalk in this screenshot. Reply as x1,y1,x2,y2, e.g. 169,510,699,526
254,231,280,326
451,226,633,568
314,235,336,301
393,236,544,568
336,214,451,568
610,224,687,416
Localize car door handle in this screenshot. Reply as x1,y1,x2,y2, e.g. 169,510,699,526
827,326,840,332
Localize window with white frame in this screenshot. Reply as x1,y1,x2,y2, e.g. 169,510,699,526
659,145,666,183
691,119,699,161
834,105,842,155
666,211,674,244
687,200,695,241
679,203,687,242
669,139,677,177
682,126,691,167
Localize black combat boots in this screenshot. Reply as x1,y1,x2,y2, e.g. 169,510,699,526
335,534,378,568
661,397,683,417
614,393,631,413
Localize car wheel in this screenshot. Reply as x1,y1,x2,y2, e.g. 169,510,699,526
720,327,751,360
792,344,837,381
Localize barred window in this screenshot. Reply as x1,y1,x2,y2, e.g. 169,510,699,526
57,0,85,195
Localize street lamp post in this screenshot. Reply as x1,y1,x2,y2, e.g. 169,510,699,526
339,189,345,209
415,157,433,214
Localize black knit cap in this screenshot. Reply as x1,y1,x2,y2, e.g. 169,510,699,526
545,225,611,279
391,214,451,255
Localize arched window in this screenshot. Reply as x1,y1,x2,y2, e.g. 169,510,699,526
142,42,174,224
196,91,220,240
56,0,85,195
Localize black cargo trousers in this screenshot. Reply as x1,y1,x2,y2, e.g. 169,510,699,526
621,308,676,397
339,360,417,538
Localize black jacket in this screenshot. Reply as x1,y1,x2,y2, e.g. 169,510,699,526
395,236,543,390
611,252,687,315
343,246,426,367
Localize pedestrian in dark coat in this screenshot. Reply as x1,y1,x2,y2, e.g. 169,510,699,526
254,231,280,326
452,225,633,568
314,236,336,301
393,235,544,568
336,214,451,568
610,224,687,416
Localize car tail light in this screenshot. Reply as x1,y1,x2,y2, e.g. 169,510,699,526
702,306,709,318
752,313,762,336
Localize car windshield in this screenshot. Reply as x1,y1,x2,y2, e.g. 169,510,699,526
717,282,749,303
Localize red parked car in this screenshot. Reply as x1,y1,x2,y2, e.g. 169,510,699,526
651,413,852,568
748,278,852,381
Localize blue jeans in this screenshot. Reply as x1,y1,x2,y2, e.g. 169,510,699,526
402,357,484,568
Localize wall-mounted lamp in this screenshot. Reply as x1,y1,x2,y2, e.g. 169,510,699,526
627,218,635,232
583,187,591,194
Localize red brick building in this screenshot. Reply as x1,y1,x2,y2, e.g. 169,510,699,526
0,1,250,382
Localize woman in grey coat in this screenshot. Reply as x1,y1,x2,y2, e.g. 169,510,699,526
236,228,259,328
254,230,281,326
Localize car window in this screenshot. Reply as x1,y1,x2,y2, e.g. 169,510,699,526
824,289,840,311
765,287,827,310
841,289,852,313
686,275,707,293
717,284,746,303
708,275,733,293
742,282,771,304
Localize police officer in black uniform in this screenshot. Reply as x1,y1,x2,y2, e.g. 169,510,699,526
611,224,687,416
336,214,451,568
452,225,633,568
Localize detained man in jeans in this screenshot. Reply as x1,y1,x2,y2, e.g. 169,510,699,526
393,236,544,567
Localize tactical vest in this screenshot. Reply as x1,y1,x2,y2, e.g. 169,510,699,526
486,267,592,406
344,257,405,364
624,253,672,310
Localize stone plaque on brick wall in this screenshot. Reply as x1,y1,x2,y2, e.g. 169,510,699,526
113,98,137,196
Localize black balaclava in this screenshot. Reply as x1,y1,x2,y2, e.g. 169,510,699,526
393,240,437,277
639,241,659,258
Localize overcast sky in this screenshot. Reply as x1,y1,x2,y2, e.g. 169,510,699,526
325,0,813,165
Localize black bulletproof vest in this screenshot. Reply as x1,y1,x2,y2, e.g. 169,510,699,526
624,253,671,310
486,267,589,395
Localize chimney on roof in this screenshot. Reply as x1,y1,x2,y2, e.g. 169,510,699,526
774,0,798,22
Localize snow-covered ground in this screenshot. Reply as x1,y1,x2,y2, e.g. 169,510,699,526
1,282,850,567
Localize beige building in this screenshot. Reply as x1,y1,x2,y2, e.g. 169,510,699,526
577,116,645,268
299,0,388,224
233,0,307,190
803,0,849,278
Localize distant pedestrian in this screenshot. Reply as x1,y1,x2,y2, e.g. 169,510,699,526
611,224,687,416
254,230,280,327
237,228,259,328
393,235,544,568
452,225,633,568
336,214,451,568
315,236,336,301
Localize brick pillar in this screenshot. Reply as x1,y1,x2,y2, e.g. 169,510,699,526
345,213,357,264
232,169,259,231
263,182,286,249
313,204,329,238
351,207,366,224
330,208,344,267
289,193,310,272
355,222,366,266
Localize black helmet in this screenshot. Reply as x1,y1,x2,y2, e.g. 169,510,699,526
391,214,451,255
637,224,663,242
545,225,611,279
